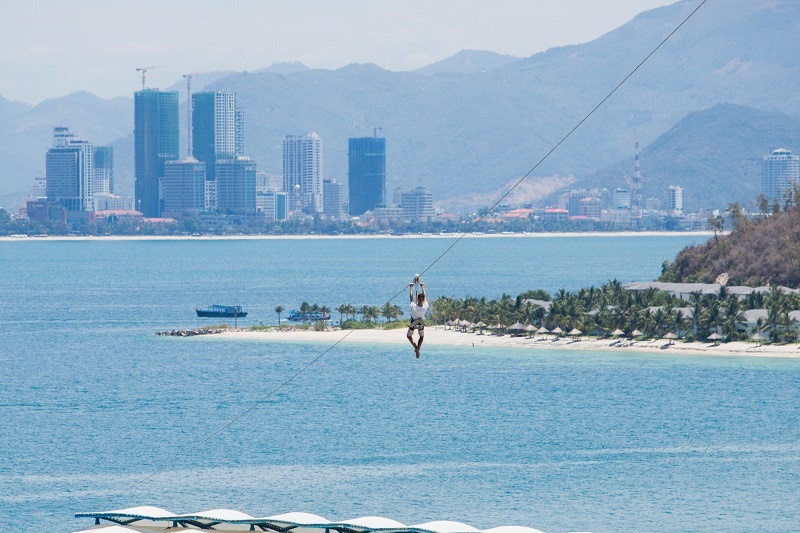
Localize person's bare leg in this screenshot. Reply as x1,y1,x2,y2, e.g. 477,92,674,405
407,330,418,353
416,333,423,358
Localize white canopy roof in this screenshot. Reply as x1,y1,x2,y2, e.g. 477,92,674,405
75,509,571,533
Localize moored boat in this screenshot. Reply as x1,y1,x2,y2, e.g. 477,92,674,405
196,305,247,318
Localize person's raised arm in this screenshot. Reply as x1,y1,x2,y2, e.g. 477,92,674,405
420,282,426,302
409,281,415,303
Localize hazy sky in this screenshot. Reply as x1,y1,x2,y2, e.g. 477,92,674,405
2,0,676,105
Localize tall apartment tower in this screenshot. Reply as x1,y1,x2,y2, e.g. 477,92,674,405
762,148,800,206
348,136,386,216
323,179,344,219
46,127,94,211
134,89,179,217
283,133,323,214
667,185,684,216
162,159,207,218
192,91,237,182
400,187,434,221
93,146,113,195
217,157,257,216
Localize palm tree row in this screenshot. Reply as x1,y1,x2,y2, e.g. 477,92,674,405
334,303,404,326
431,280,800,343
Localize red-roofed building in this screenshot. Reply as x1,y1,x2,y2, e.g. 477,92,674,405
543,208,569,222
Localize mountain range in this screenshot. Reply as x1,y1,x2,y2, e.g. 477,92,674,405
1,0,798,212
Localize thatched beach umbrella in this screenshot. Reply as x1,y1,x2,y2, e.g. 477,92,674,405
611,329,625,337
508,322,526,335
751,331,764,347
524,324,537,337
476,321,487,334
568,328,582,339
631,329,643,337
664,332,678,339
551,326,563,336
537,326,550,335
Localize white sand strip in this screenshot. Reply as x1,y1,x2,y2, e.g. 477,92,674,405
213,327,800,359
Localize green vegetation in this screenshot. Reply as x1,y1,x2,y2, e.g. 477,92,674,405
661,200,800,287
432,282,800,344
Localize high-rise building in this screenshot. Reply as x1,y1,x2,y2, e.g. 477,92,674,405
235,108,246,157
612,188,630,209
46,127,94,211
257,190,288,222
667,185,684,216
348,136,386,216
162,159,206,218
400,187,434,221
192,91,236,182
762,148,800,206
283,133,322,214
94,146,113,195
323,179,344,219
134,89,179,217
217,157,257,216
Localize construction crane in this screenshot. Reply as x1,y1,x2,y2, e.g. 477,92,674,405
182,72,206,158
135,65,164,90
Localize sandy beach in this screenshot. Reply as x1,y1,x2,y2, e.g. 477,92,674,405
213,326,800,359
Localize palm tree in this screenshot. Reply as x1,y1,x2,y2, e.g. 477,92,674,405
275,305,284,329
299,301,311,322
336,304,348,326
320,305,331,320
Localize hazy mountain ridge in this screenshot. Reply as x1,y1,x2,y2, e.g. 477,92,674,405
414,50,520,75
571,104,800,210
1,0,798,210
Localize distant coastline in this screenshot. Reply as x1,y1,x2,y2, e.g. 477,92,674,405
0,230,715,242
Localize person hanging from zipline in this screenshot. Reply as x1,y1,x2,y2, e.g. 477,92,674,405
407,274,428,358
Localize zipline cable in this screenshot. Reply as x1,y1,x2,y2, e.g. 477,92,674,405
120,0,708,499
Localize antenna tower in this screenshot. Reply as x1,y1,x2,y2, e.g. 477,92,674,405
631,142,643,218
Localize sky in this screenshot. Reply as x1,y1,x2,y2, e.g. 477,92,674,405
1,0,676,105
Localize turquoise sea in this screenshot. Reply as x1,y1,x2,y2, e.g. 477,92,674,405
1,235,798,533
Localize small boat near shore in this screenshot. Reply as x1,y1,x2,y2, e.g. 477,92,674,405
196,305,247,318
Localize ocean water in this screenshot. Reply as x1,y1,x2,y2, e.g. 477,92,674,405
1,235,799,533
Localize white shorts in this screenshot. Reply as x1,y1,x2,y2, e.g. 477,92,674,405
407,318,425,337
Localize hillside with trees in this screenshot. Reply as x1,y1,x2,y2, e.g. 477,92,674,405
660,201,800,287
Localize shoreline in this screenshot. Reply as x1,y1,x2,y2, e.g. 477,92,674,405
0,231,714,242
209,327,800,359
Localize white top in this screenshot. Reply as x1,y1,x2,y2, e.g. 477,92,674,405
410,300,429,320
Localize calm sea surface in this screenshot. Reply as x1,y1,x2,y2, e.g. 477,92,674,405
1,235,798,533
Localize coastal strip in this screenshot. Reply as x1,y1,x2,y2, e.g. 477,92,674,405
0,231,715,242
204,327,800,359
